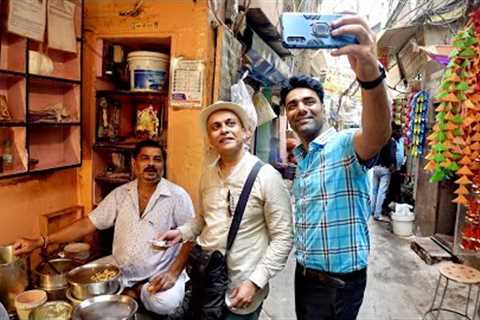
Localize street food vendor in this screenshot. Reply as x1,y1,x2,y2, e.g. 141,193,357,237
13,140,195,316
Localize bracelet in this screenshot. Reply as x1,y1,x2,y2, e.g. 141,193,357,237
356,64,386,90
39,235,45,249
40,235,48,249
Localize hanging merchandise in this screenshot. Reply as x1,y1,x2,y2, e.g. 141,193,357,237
424,22,480,204
408,91,430,157
402,91,416,147
392,95,408,127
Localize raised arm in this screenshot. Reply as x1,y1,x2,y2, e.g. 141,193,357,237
331,14,391,160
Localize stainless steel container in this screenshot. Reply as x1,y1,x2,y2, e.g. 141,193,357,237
72,295,137,320
67,263,121,300
34,258,75,290
0,245,28,314
30,300,72,320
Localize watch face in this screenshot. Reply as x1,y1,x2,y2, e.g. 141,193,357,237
311,22,330,38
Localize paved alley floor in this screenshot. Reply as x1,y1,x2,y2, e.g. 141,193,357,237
260,220,472,320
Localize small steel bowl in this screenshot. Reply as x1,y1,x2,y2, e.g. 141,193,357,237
67,263,121,300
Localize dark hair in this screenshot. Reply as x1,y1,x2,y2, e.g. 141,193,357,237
392,122,402,130
132,139,166,160
280,75,325,106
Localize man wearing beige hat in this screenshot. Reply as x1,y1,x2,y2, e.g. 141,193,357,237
160,101,293,319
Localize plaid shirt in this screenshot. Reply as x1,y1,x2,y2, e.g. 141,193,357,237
292,128,372,273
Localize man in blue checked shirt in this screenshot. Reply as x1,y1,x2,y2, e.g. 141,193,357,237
281,14,391,320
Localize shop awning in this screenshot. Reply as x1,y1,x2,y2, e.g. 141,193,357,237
377,25,418,55
245,30,292,85
246,8,291,57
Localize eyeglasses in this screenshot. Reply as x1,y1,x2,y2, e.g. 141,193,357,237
227,189,235,217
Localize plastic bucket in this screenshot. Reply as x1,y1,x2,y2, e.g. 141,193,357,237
127,51,169,92
391,214,414,237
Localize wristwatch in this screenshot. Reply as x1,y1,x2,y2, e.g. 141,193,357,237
356,64,386,90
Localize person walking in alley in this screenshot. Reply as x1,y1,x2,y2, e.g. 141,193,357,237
370,123,397,221
159,101,293,319
281,14,391,320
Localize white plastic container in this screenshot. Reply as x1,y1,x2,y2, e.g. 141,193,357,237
127,51,169,92
391,213,415,237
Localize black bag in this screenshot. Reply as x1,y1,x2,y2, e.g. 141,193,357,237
171,161,263,320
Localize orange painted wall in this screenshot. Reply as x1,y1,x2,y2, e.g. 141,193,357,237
0,0,214,245
82,0,214,212
0,170,79,244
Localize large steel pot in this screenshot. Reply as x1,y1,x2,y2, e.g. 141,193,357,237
0,245,28,314
72,295,137,320
67,263,121,300
34,258,75,290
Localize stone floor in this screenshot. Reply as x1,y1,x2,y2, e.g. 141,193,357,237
260,220,474,320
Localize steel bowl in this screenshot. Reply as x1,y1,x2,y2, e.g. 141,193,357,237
30,300,72,320
72,294,137,320
34,258,76,290
67,263,121,300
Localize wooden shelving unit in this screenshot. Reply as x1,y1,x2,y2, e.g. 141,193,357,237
0,0,83,178
92,38,170,205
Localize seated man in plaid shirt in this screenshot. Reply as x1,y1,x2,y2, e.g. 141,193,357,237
281,14,391,320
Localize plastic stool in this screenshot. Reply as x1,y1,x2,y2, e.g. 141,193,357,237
423,262,480,320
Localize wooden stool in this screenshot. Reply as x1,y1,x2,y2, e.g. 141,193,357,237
423,262,480,320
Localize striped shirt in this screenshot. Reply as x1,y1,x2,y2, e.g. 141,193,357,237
292,128,372,273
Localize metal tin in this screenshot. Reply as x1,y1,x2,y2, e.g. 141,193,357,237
0,245,28,314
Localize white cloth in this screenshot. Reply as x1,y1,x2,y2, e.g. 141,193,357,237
89,178,195,287
179,152,293,315
0,302,8,320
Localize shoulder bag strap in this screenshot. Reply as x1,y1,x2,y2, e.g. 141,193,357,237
226,161,264,252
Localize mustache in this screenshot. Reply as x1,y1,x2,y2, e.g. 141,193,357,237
144,166,157,172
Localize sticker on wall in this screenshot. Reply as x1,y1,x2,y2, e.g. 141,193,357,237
169,58,205,108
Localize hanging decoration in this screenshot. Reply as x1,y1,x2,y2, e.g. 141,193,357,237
408,90,430,157
424,23,480,205
424,9,480,251
402,91,416,147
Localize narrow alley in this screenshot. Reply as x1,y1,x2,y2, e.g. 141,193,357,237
261,221,470,320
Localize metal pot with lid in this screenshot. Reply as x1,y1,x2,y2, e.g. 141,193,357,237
0,244,28,314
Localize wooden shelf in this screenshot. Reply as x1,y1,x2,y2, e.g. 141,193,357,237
28,78,80,124
93,141,137,153
93,37,169,205
29,74,81,86
29,41,81,81
0,120,26,127
96,90,166,105
29,126,81,171
0,127,28,177
95,174,131,185
0,24,27,73
0,0,83,179
0,73,26,123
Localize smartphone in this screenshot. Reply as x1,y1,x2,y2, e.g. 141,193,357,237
281,13,359,49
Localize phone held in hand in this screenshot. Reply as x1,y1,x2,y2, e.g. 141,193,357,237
281,13,359,49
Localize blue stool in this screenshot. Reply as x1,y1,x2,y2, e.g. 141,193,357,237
423,262,480,320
